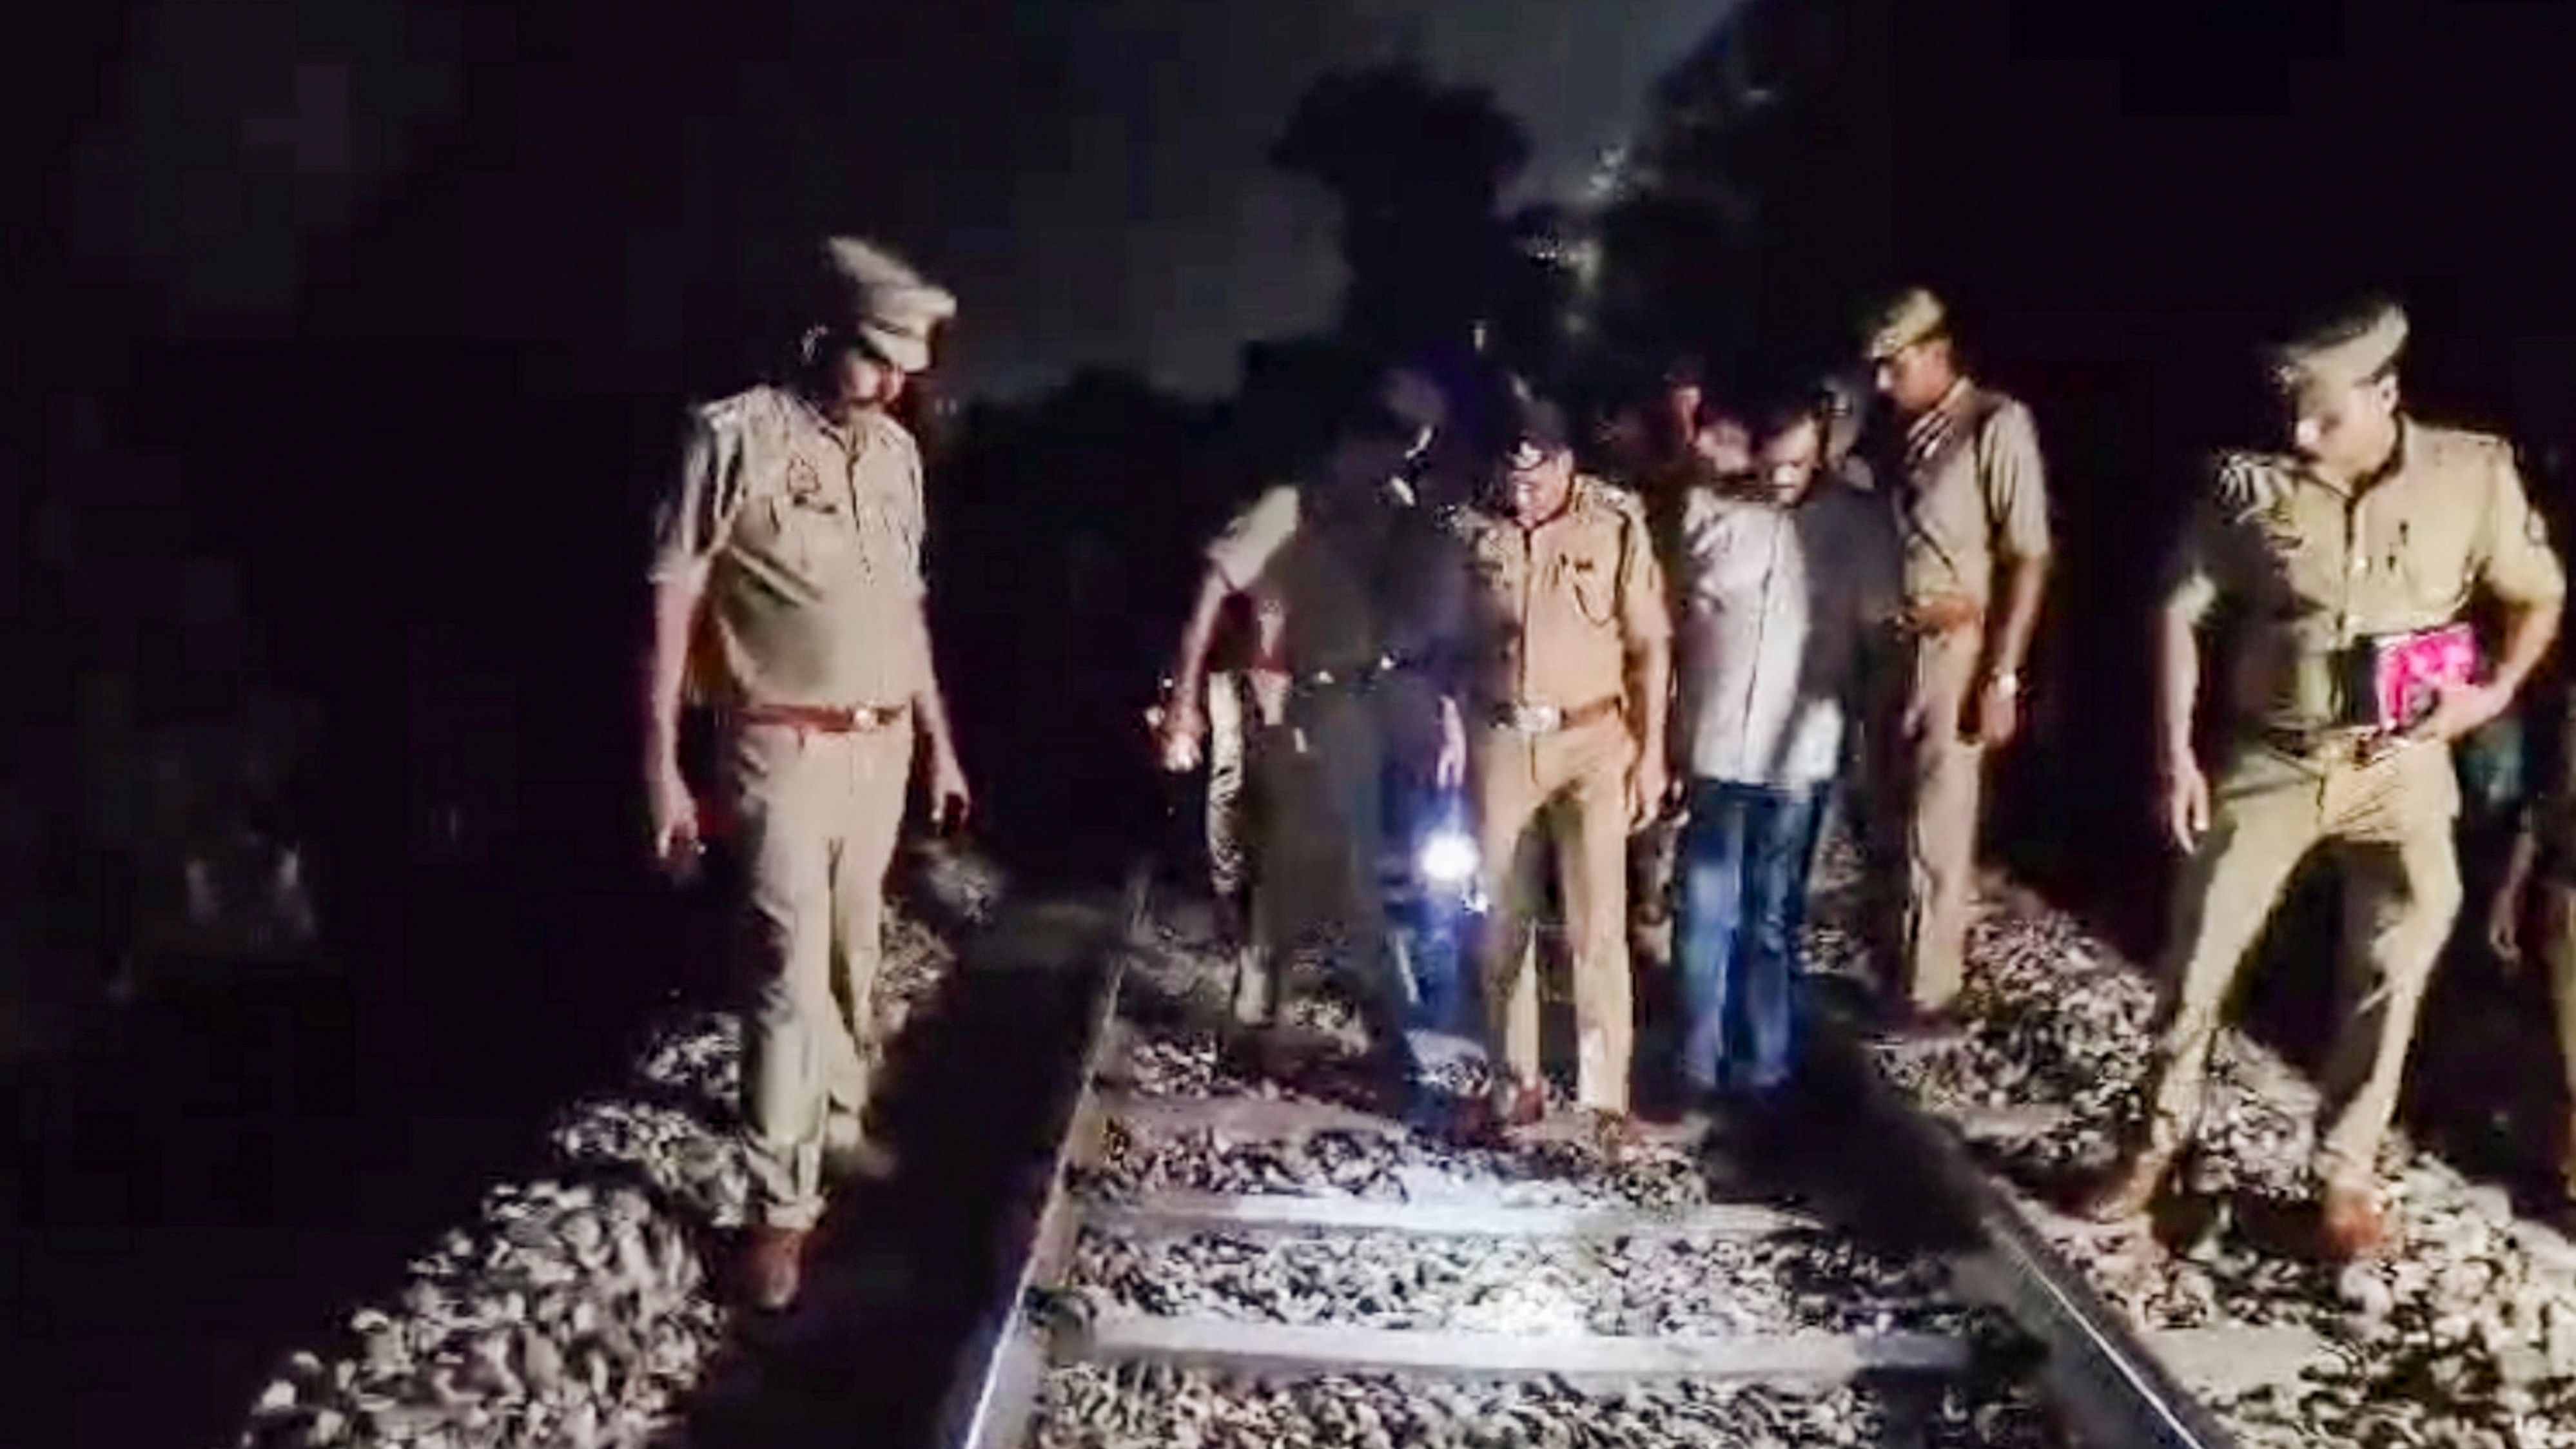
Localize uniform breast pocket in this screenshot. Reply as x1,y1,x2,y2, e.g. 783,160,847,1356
779,491,861,574
1560,553,1617,624
2392,525,2474,613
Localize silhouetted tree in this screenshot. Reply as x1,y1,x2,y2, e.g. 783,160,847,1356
1584,0,1895,382
1269,62,1537,368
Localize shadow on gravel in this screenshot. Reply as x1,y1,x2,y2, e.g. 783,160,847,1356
670,895,1116,1449
2,840,722,1449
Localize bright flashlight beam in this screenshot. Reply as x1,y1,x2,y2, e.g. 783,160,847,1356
1418,830,1479,887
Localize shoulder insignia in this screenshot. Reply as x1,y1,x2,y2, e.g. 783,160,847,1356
698,385,797,458
2210,450,2292,520
1578,475,1648,525
691,387,757,433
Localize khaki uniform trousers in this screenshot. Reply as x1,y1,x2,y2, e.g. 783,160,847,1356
1864,625,1986,1011
728,719,912,1229
1205,671,1253,907
1240,688,1405,1045
1472,715,1635,1112
2140,739,2462,1191
2531,879,2576,1199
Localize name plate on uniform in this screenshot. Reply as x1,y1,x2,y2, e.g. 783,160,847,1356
2357,622,2478,731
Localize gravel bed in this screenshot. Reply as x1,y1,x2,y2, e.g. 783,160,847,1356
1124,1015,1499,1107
1064,1225,1971,1337
1033,1360,2067,1449
1816,840,2576,1447
1080,1105,1715,1214
232,891,969,1449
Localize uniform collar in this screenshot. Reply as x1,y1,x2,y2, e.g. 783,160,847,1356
784,385,884,452
2301,416,2411,499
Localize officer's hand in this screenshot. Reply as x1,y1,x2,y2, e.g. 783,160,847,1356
1147,700,1205,773
2409,679,2512,745
1906,594,1981,637
1435,732,1467,791
2160,755,2211,854
2488,882,2526,968
1626,759,1670,831
928,748,974,833
647,766,704,881
1968,673,2023,748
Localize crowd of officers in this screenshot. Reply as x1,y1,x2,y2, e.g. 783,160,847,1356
641,235,2576,1311
1145,284,2576,1269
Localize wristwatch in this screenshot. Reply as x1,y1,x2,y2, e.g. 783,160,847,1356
1987,670,2022,697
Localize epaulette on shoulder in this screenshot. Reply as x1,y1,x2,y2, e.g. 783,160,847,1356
690,385,780,446
2210,450,2292,517
694,385,767,426
2410,420,2512,472
1580,474,1648,525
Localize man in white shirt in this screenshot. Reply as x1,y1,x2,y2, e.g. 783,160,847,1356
1672,385,1900,1105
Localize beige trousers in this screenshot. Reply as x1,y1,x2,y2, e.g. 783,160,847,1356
1205,671,1251,904
2140,740,2461,1191
1472,715,1634,1112
2533,879,2576,1199
1864,627,1986,1011
728,719,913,1229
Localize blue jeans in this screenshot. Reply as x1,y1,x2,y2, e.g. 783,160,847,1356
1677,778,1829,1098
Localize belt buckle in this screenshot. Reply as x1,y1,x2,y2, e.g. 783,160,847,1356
1510,703,1562,734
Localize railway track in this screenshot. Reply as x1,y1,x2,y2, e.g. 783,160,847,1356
933,874,2271,1449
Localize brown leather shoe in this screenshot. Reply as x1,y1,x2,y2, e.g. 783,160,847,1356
2074,1147,2172,1224
739,1224,814,1312
2318,1184,2392,1263
1586,1109,1641,1161
1492,1077,1548,1131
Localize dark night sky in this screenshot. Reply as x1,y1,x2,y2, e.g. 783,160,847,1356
64,0,1735,400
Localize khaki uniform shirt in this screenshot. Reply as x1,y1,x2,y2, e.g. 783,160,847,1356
649,385,930,709
1454,476,1671,712
1206,480,1436,677
2165,420,2565,738
1886,382,2051,608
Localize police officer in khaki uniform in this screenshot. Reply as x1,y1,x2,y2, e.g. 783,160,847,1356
1153,371,1450,1105
2085,298,2564,1259
1441,385,1672,1142
643,237,973,1310
1858,288,2053,1024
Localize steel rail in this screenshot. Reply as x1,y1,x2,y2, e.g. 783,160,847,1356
928,859,1146,1449
932,870,2245,1449
1808,1015,2244,1449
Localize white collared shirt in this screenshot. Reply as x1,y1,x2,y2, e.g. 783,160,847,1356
1676,480,1900,787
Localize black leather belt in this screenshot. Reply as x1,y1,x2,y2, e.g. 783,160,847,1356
1293,652,1427,694
2255,724,2395,766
